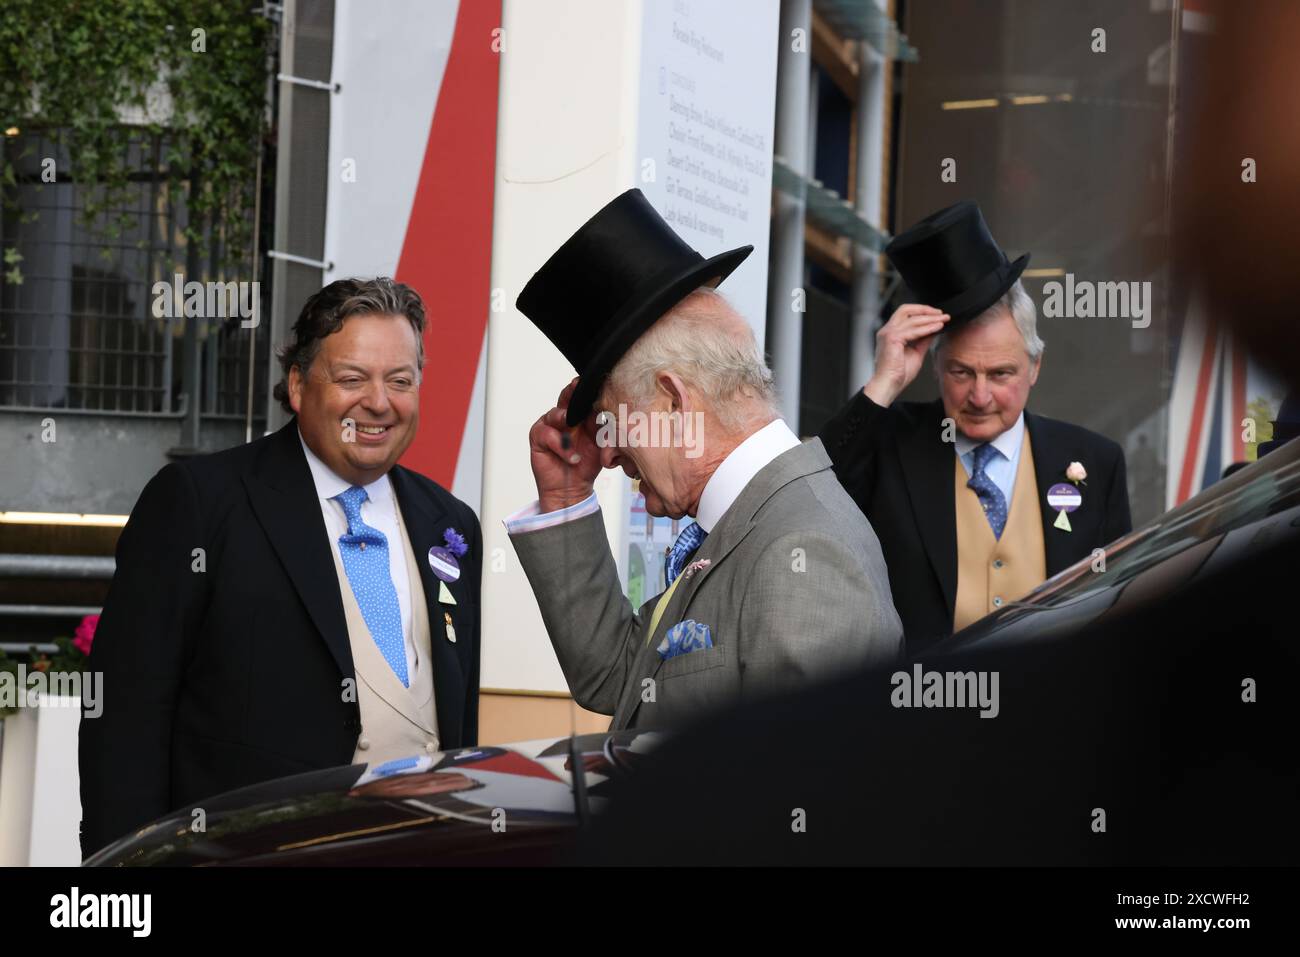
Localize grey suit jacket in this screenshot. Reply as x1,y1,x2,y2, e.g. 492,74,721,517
509,438,903,730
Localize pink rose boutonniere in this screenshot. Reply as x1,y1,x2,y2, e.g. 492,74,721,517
1066,461,1087,486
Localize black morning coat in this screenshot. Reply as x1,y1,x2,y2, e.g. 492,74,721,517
817,392,1132,650
79,420,481,858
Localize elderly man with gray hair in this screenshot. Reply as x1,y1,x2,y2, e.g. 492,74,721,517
506,189,902,731
819,201,1131,652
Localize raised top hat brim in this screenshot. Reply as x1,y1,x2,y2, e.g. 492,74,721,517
932,252,1030,326
564,243,753,426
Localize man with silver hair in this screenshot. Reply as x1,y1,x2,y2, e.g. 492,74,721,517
508,189,902,730
820,201,1131,650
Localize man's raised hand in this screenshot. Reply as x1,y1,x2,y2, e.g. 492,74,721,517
863,304,950,407
529,377,605,513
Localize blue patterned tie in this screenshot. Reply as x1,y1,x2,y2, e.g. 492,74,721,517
968,443,1008,539
334,485,408,687
664,521,708,588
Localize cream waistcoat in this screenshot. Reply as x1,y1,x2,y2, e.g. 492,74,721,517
952,429,1047,632
329,504,440,764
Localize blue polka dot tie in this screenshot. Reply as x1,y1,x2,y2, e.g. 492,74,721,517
968,443,1008,540
664,521,708,588
334,485,408,687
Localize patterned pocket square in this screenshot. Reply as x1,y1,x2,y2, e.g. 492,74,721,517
657,619,714,661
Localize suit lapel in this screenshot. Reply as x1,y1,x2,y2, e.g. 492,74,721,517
388,466,463,741
1025,412,1076,576
242,422,353,680
616,440,824,728
614,511,758,729
897,399,958,616
653,516,756,650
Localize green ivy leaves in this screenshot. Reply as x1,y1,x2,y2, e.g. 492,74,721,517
0,0,269,273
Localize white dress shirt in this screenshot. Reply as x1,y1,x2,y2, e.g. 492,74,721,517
299,430,420,679
503,418,803,536
953,412,1026,511
694,418,801,532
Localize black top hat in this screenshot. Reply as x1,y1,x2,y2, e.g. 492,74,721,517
516,188,752,426
884,200,1029,326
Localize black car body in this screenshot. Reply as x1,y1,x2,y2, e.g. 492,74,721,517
86,732,660,866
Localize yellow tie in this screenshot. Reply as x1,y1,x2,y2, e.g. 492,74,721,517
645,573,686,647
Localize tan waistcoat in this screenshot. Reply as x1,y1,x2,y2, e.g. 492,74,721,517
329,505,440,765
952,430,1047,632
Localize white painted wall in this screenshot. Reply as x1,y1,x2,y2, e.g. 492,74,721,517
480,0,646,692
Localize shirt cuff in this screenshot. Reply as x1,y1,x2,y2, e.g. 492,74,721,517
503,491,600,534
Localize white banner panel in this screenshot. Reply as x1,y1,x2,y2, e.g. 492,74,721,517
324,0,458,281
635,0,780,343
323,0,491,512
622,0,781,601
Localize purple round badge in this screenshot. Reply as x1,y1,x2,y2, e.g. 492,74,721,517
427,546,461,582
1046,483,1083,513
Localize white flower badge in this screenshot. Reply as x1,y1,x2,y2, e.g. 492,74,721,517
682,558,711,581
1048,462,1088,533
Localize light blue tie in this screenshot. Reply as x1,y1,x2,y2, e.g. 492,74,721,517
664,521,708,588
968,443,1008,539
334,485,408,687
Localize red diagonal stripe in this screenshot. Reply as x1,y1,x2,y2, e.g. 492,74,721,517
396,0,501,488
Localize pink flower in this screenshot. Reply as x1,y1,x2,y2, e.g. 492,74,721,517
73,614,100,657
1066,461,1088,484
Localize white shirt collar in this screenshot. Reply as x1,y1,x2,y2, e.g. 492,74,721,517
298,426,393,505
953,411,1025,463
695,418,801,533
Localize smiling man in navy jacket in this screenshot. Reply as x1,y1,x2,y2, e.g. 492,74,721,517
79,278,481,858
819,202,1131,651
